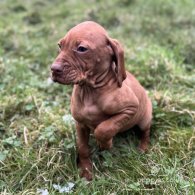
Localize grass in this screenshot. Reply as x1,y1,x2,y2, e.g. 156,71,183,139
0,0,194,194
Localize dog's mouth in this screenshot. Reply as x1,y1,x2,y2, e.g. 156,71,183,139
51,68,78,85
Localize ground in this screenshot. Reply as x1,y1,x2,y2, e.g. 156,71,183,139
0,0,194,194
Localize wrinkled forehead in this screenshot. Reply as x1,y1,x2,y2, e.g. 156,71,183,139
60,22,108,48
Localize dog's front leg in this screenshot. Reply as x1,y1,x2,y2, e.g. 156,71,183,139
94,112,134,150
76,122,92,181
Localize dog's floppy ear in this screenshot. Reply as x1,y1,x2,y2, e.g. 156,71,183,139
108,38,126,87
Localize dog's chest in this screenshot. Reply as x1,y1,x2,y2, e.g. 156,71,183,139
71,94,107,128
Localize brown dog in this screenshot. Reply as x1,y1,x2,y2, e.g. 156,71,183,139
51,21,152,181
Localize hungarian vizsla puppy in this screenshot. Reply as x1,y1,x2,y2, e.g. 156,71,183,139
51,21,152,181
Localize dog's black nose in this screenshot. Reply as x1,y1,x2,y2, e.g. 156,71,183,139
51,63,63,73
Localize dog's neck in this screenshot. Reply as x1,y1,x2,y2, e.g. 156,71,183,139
78,66,118,89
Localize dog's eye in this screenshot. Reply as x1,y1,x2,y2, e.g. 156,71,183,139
77,46,88,52
58,43,62,49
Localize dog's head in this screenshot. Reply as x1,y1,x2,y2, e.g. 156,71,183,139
51,21,126,87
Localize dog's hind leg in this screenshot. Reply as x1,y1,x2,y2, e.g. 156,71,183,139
137,122,151,153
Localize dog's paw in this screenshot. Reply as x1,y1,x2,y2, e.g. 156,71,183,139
97,139,113,150
77,157,93,181
80,167,92,181
137,143,148,154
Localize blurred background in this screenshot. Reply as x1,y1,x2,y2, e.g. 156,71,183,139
0,0,194,194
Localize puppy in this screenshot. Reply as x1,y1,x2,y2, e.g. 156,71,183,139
51,21,152,181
